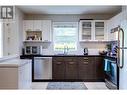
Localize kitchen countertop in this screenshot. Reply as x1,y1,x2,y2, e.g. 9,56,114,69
0,58,31,67
20,54,117,60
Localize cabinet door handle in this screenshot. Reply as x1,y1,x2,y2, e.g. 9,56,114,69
83,62,88,64
84,59,88,62
83,57,88,60
69,62,75,64
83,60,88,62
56,62,62,65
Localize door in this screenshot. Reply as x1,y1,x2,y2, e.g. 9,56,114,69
78,57,90,80
34,57,52,80
94,21,105,40
79,20,92,41
33,20,42,31
52,57,65,79
95,57,104,80
119,14,127,89
78,57,95,80
42,20,51,42
65,57,78,79
23,20,33,31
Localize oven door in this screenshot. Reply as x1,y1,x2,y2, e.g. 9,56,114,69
105,62,117,85
104,59,118,89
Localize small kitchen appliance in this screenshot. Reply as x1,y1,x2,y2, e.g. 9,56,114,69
84,48,88,55
25,46,42,55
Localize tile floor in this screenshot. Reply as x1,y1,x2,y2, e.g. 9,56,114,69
31,82,109,90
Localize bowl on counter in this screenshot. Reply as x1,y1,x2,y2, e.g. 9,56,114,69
99,51,108,55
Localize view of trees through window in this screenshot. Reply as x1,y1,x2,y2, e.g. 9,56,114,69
53,22,78,52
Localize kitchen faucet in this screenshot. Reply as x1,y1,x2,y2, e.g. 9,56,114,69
63,45,69,55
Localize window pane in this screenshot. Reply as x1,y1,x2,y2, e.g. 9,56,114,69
53,22,77,52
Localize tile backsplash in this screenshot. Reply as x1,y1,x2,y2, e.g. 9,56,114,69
77,42,107,55
23,42,108,55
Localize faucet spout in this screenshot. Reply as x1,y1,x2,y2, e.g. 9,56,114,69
63,45,69,55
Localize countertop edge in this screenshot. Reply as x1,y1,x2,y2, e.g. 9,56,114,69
0,59,32,67
20,55,117,59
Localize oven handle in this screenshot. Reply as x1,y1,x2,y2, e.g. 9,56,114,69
109,60,116,63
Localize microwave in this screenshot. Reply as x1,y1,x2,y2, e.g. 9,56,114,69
25,46,42,55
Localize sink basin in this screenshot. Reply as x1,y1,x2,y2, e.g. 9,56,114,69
55,54,75,56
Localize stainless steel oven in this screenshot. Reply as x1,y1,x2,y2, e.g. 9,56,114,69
104,58,119,89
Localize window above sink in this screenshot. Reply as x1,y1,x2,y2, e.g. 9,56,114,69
53,22,78,53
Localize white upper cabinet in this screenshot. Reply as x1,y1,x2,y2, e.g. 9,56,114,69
79,20,93,41
23,20,42,31
42,20,52,42
23,20,52,42
79,20,107,41
94,20,105,40
23,20,34,31
33,20,42,31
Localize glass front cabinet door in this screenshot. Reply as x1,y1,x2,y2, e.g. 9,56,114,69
79,20,92,41
79,20,106,41
95,21,104,40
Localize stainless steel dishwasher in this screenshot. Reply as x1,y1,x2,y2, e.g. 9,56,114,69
34,57,52,80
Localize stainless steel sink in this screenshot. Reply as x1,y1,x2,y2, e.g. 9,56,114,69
55,54,75,56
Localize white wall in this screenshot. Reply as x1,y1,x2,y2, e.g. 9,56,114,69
3,7,24,56
15,7,24,55
0,22,3,58
107,12,123,41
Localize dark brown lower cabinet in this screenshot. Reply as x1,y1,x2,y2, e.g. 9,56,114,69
78,57,96,80
65,57,78,79
52,56,104,81
95,57,104,80
52,57,65,79
52,57,78,79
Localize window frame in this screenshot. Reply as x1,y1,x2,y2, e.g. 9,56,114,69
53,22,78,53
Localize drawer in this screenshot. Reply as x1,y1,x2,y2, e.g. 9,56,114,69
65,57,77,62
54,61,64,65
78,57,88,62
52,57,64,61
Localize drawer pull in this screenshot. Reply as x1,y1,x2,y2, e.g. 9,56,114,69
83,62,88,64
83,59,88,61
84,59,88,60
84,60,88,61
83,61,88,62
56,62,62,65
69,62,75,64
83,58,88,59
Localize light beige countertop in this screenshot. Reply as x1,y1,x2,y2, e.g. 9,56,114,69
0,58,31,68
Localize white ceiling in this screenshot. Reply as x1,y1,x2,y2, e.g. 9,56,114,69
18,6,121,14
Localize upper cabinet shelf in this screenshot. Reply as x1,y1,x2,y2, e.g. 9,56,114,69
23,20,52,42
79,20,107,42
